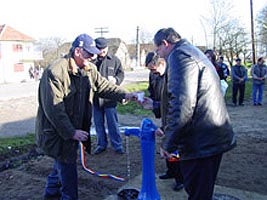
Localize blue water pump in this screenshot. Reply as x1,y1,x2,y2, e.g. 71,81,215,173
124,118,160,200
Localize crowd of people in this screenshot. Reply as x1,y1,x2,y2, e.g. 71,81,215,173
35,28,266,200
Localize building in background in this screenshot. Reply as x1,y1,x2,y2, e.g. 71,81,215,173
0,24,43,83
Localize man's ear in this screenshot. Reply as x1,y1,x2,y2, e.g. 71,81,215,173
74,47,81,57
161,40,169,47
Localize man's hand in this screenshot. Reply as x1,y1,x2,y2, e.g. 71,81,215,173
159,147,172,159
124,92,138,101
139,97,153,110
73,130,89,141
108,76,117,84
155,127,165,137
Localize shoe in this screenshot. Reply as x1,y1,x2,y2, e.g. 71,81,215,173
115,149,125,154
257,103,262,106
239,103,244,106
159,174,174,179
254,103,257,106
44,193,61,200
93,147,106,155
173,182,184,191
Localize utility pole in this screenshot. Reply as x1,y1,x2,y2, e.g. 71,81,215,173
250,0,256,64
95,27,109,37
136,26,141,67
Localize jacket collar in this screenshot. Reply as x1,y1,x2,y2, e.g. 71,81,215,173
66,54,94,75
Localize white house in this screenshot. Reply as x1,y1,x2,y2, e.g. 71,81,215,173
0,24,42,83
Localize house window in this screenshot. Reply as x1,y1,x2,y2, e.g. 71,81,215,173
14,63,24,72
13,44,23,52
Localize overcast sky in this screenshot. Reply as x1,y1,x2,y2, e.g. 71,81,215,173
1,0,266,45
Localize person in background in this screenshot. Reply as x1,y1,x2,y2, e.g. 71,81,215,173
92,37,125,155
153,27,236,200
217,56,230,81
143,51,184,191
231,58,248,106
205,49,224,80
251,57,267,106
205,49,228,96
36,33,134,200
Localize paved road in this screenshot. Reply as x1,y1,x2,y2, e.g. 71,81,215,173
0,69,149,138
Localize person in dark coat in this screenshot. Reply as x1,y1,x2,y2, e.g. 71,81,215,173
231,58,248,106
92,37,125,155
152,27,236,200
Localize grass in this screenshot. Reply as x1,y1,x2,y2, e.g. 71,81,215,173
0,133,35,155
117,81,152,116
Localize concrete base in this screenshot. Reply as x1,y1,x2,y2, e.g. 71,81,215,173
105,174,267,200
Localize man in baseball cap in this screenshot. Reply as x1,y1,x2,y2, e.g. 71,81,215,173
37,33,133,200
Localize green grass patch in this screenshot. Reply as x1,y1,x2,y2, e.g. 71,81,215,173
117,81,152,116
0,133,35,155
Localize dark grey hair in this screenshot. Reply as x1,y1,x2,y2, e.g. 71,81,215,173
153,27,181,47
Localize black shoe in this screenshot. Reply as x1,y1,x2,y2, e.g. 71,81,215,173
44,193,61,200
115,149,125,154
93,147,106,155
239,103,245,106
173,182,184,191
257,103,262,106
159,174,174,179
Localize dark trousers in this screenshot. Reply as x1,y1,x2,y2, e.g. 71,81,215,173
165,160,183,183
232,83,245,105
180,154,222,200
45,160,78,200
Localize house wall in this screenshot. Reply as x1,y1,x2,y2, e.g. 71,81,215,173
115,42,131,69
0,41,36,83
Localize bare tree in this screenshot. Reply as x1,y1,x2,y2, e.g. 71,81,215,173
201,0,250,66
201,0,233,50
256,4,267,56
218,19,250,66
34,37,66,68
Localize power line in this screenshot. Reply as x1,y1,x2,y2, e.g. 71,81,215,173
95,27,109,37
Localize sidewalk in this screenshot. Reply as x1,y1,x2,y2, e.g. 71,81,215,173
105,174,267,200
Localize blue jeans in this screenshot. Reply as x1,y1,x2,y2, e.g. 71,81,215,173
45,160,78,200
93,105,123,151
253,83,264,104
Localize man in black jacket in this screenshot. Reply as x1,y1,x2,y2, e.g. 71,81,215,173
153,28,236,200
93,37,125,155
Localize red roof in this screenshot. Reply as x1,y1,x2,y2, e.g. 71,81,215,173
0,24,35,42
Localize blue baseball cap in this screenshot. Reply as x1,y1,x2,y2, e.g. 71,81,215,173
72,34,100,54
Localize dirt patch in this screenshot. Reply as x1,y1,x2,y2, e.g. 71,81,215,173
0,104,267,200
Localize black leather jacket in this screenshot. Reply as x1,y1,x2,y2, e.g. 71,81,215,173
163,39,236,160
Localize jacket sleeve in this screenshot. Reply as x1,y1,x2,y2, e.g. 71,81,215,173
163,51,199,153
113,56,124,85
39,67,75,140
